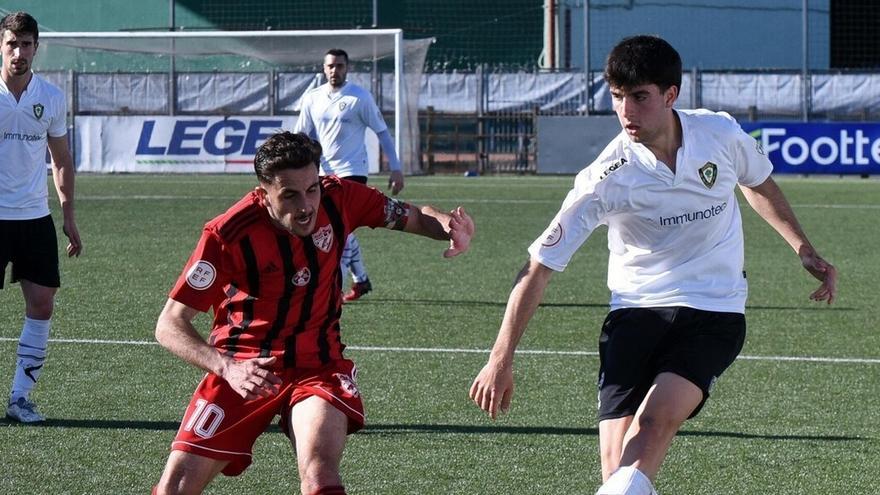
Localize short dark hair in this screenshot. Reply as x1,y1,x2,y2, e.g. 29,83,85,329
0,11,39,42
253,132,322,184
604,35,681,92
325,48,349,63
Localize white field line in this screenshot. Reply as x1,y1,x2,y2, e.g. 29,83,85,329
75,195,880,210
0,337,877,364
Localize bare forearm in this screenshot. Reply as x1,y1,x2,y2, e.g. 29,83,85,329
406,205,452,240
489,260,553,364
156,315,225,376
52,163,75,215
740,178,815,256
48,137,76,215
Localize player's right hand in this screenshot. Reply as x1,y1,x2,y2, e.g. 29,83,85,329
469,359,514,420
444,207,474,258
221,356,283,399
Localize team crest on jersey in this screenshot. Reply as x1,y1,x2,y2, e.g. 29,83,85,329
311,224,334,252
185,260,216,290
339,102,348,111
698,162,718,189
32,103,44,120
541,222,563,247
334,372,360,397
292,267,311,286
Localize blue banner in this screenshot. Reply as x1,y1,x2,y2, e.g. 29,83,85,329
740,122,880,175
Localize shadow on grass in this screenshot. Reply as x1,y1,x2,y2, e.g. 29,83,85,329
0,418,864,443
352,298,856,312
351,298,604,309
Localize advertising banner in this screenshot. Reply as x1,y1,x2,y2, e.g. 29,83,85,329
741,122,880,175
75,116,381,174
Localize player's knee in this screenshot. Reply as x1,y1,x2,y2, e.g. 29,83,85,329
154,480,200,495
24,294,55,319
25,305,53,320
634,412,681,439
156,465,208,495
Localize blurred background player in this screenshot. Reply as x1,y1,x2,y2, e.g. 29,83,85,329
153,131,472,495
469,35,837,495
0,11,82,423
294,48,405,302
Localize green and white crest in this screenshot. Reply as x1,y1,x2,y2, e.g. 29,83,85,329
33,103,44,120
698,162,717,189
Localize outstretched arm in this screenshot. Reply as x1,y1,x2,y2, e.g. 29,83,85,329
48,135,82,257
469,259,554,418
402,205,474,258
377,129,404,195
739,176,837,304
155,299,282,399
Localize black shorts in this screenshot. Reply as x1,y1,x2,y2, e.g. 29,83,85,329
0,215,60,289
597,307,745,421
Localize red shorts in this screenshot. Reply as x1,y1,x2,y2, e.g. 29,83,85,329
170,359,364,476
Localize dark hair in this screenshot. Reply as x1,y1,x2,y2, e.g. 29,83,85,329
254,132,322,184
325,48,349,63
604,35,681,92
0,11,39,42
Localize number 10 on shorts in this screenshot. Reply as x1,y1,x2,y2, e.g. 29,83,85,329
183,399,225,438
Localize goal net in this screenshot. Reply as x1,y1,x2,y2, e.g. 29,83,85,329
38,29,431,174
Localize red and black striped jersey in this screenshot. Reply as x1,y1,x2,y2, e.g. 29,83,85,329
169,176,409,369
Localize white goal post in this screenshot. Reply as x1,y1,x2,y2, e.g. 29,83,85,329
40,29,431,174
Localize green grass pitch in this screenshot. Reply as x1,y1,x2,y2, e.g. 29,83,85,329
0,174,878,494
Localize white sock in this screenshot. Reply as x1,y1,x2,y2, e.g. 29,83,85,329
10,317,51,402
595,466,657,495
345,234,369,284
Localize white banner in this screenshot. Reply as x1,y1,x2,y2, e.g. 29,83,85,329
75,116,380,174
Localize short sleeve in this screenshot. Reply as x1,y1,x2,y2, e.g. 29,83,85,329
293,94,314,136
732,124,773,187
527,172,608,272
48,90,67,138
168,229,232,312
339,179,406,230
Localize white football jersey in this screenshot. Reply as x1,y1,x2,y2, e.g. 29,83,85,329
0,73,67,220
529,109,773,313
294,81,387,178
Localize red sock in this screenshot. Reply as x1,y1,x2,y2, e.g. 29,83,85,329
311,486,346,495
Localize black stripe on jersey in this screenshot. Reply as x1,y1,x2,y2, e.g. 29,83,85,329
225,237,259,356
318,195,347,363
260,235,295,358
321,195,347,263
284,239,320,368
218,206,261,242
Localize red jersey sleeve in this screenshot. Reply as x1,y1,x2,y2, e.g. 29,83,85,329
169,228,233,312
340,179,410,231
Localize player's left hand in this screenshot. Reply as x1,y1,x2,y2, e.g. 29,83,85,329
800,251,837,304
388,170,405,195
62,219,83,257
443,207,474,258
